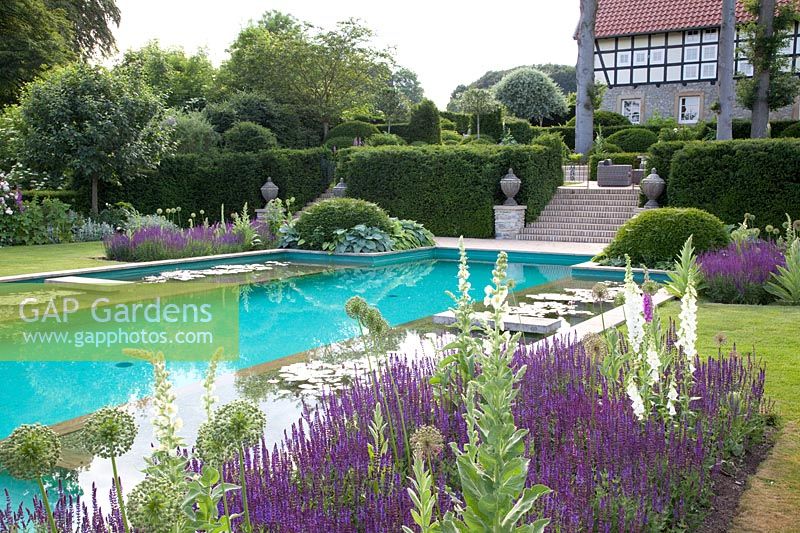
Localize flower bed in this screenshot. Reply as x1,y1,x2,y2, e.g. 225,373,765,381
104,222,273,262
699,240,786,304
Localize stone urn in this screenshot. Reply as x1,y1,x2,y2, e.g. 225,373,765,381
640,169,665,209
500,168,522,206
332,178,347,198
260,177,279,202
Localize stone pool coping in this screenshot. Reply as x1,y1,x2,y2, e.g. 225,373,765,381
571,260,671,283
0,245,594,283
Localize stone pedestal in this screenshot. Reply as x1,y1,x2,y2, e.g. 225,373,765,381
255,208,268,221
494,205,527,240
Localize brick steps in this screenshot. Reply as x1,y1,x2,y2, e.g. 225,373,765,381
516,185,639,243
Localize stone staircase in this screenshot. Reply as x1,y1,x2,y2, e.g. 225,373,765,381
294,185,338,217
517,185,640,243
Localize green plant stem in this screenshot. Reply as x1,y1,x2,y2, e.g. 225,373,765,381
37,477,57,533
111,456,130,533
221,464,232,533
237,446,252,533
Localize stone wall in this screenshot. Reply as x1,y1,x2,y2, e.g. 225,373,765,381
601,81,799,122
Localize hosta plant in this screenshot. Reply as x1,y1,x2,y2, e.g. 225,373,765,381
391,218,436,250
323,224,394,253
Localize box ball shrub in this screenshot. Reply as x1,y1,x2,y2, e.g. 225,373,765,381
460,134,495,145
407,99,442,144
600,207,730,266
223,122,278,152
294,198,394,249
325,136,360,149
566,110,631,127
440,117,457,131
441,130,462,143
606,128,659,152
366,133,406,146
325,120,380,141
779,122,800,138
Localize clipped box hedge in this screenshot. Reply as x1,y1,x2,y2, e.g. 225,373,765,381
531,125,662,150
338,144,563,238
102,148,331,220
668,139,800,227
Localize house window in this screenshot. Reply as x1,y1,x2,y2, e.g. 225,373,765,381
634,50,648,65
702,63,717,78
617,52,631,66
679,96,701,124
650,49,665,64
683,64,699,79
686,30,701,44
621,98,642,124
684,47,700,61
702,45,718,60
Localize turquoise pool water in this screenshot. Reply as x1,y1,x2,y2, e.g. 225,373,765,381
0,253,578,500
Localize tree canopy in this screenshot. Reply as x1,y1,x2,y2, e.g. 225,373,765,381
493,68,568,125
118,41,217,110
390,67,424,104
458,88,500,137
219,14,393,135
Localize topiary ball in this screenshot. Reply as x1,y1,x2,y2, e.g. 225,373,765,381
127,476,183,533
600,207,730,266
83,407,138,459
223,121,278,152
0,424,61,480
295,198,393,249
325,120,380,141
606,128,659,152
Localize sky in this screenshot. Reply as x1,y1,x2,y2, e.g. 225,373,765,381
112,0,580,107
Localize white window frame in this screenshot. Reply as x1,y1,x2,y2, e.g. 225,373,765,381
683,64,699,79
702,63,717,79
702,45,718,61
684,46,700,61
634,50,648,65
650,49,665,64
678,96,701,124
621,98,642,124
617,51,631,66
685,30,701,44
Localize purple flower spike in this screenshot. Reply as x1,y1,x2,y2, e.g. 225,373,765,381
643,292,653,323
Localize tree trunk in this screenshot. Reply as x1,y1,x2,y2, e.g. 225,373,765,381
476,114,481,139
751,0,775,138
91,176,99,215
717,0,736,140
575,0,598,156
387,119,392,134
322,121,330,139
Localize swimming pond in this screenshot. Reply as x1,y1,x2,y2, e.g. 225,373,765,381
0,249,588,502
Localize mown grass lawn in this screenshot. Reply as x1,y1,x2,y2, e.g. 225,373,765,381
660,301,800,532
0,241,115,277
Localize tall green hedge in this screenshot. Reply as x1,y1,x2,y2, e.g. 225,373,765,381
470,109,504,140
669,139,800,227
407,99,442,144
532,125,663,150
644,140,695,206
504,118,534,144
101,148,330,219
338,144,562,238
439,111,471,134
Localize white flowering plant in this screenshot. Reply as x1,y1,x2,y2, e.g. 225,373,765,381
600,250,699,425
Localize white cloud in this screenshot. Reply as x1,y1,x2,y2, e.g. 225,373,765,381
112,0,579,107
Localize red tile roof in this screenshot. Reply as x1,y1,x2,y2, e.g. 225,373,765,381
596,0,752,38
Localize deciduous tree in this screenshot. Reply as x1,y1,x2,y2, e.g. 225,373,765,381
458,88,500,138
19,64,172,213
575,0,599,156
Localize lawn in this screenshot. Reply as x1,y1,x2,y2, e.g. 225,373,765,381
660,301,800,532
0,242,115,277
